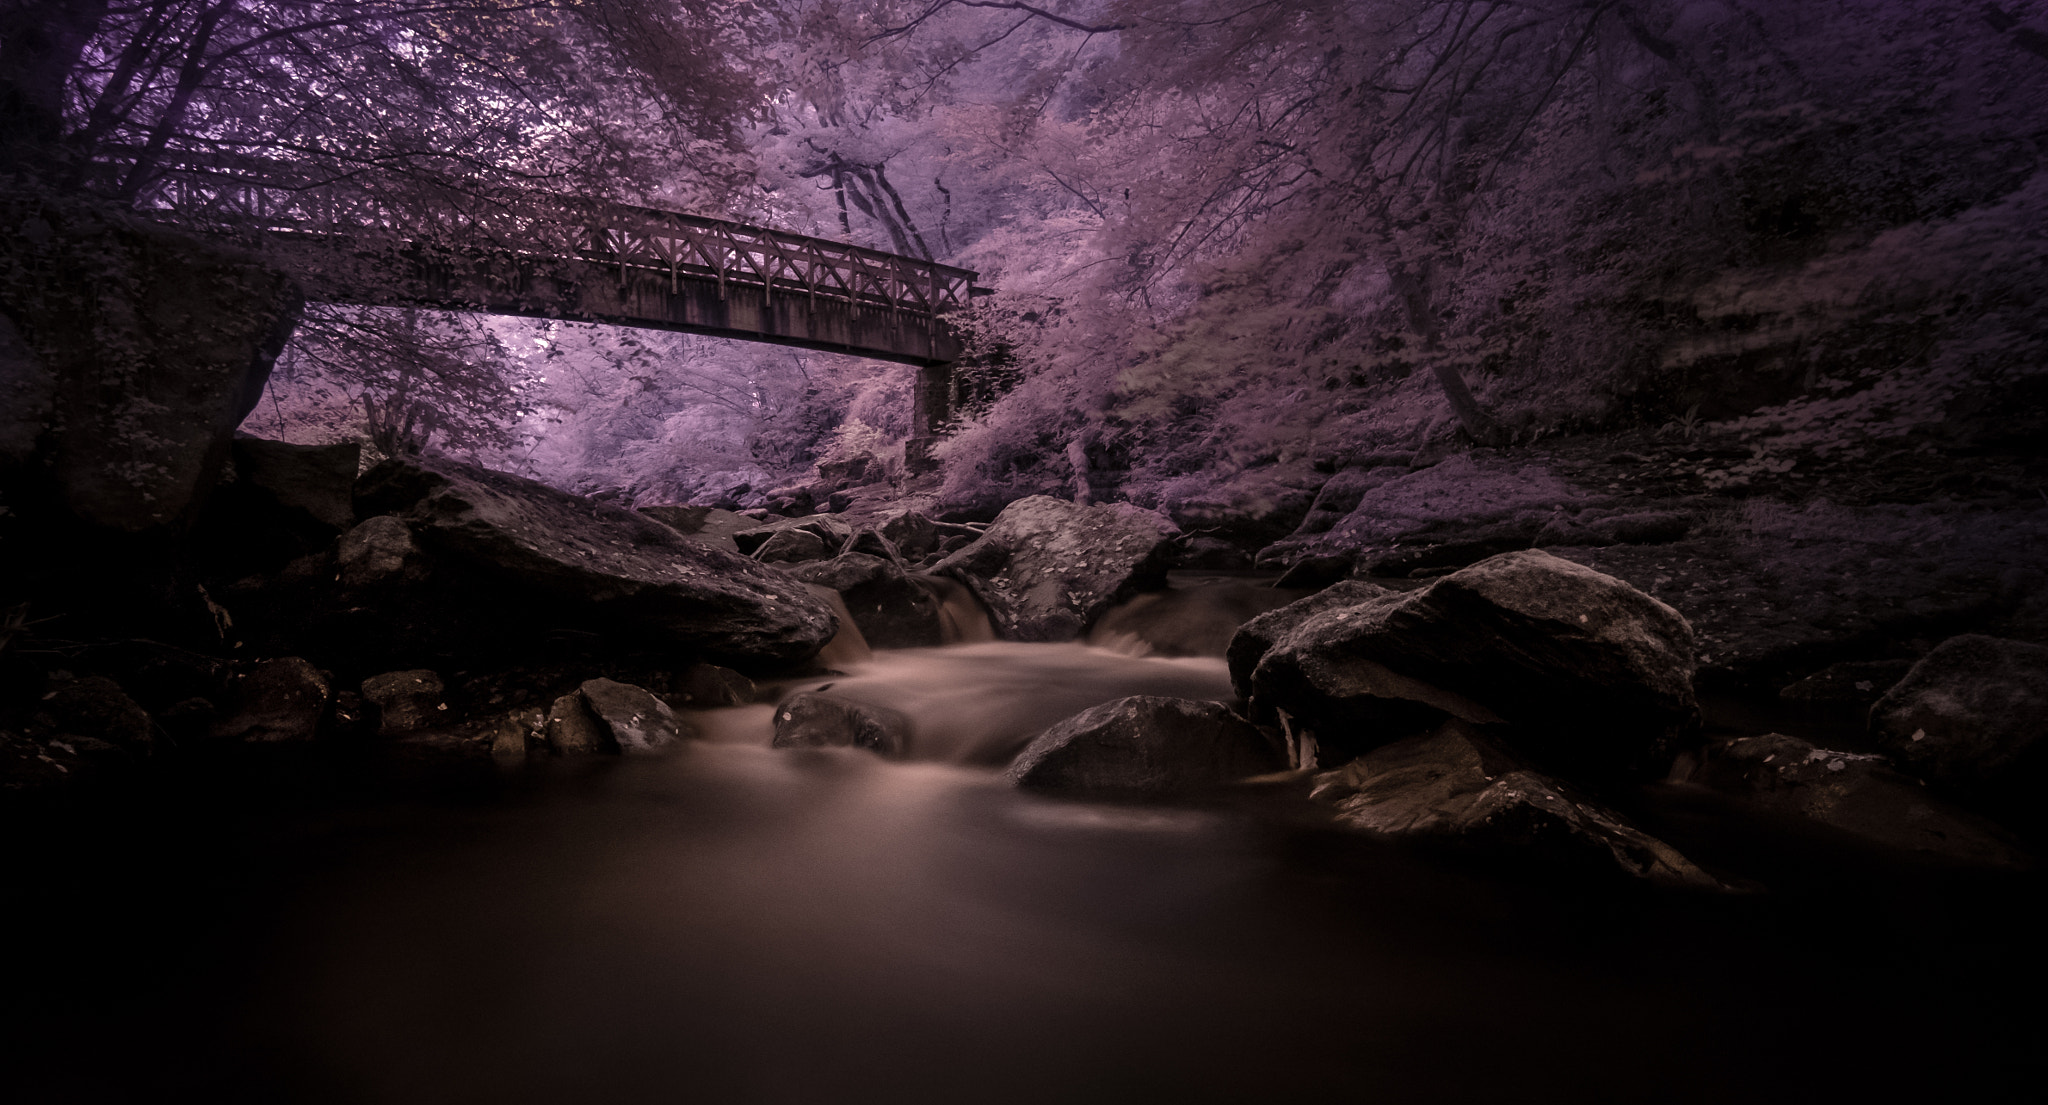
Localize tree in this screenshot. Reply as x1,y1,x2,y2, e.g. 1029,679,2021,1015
5,0,767,209
842,0,2047,498
0,0,791,476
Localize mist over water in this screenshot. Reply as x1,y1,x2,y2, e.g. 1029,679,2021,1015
225,734,2028,1105
6,627,2039,1103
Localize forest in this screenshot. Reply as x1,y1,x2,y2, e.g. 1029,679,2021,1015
12,0,2036,514
3,2,2047,1102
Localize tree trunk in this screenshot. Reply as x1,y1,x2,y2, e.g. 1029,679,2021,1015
1388,261,1504,446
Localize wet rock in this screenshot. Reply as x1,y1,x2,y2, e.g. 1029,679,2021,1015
488,708,546,766
676,663,754,708
361,669,446,734
577,677,688,753
1688,733,2032,868
336,515,431,589
1870,634,2048,816
1006,696,1285,797
1778,659,1916,707
354,455,837,665
1312,722,1723,889
40,674,154,752
1225,580,1400,700
1247,551,1698,779
637,504,749,554
213,658,331,743
932,496,1180,642
546,692,610,754
789,553,943,649
753,527,829,563
771,692,911,756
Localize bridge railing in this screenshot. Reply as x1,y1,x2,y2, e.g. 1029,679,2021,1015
124,154,979,320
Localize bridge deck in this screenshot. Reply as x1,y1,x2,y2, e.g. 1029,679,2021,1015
131,158,980,366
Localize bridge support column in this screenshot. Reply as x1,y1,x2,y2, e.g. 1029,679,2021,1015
905,363,953,474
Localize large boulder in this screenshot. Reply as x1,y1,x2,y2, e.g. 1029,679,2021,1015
1226,581,1399,699
637,504,749,554
230,435,359,532
1312,722,1722,889
354,455,837,666
932,496,1180,642
1870,634,2048,818
1005,696,1285,797
788,552,943,649
1240,551,1698,778
0,202,302,536
191,435,362,581
1688,733,2032,869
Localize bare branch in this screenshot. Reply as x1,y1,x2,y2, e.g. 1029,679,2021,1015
868,0,1128,44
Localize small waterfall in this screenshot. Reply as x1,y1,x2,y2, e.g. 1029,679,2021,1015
802,583,873,667
915,574,996,644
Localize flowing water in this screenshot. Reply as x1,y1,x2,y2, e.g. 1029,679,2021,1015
4,582,2042,1103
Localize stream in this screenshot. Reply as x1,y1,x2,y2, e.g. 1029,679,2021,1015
4,582,2042,1103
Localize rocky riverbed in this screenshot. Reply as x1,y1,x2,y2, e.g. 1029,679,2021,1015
6,430,2043,886
4,427,2044,1104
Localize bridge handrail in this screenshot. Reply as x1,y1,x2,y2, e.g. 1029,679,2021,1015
118,152,979,317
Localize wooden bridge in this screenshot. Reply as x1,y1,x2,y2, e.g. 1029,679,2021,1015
127,154,981,456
